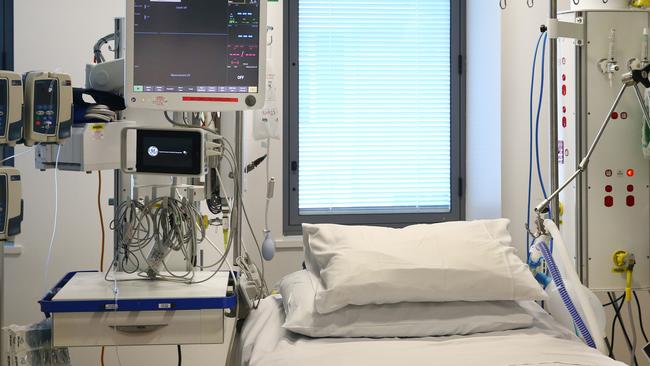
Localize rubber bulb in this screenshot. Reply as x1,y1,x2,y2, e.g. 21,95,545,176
262,230,276,261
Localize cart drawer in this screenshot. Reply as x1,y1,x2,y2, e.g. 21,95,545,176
52,309,223,347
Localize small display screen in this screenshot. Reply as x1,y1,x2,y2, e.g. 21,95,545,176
0,175,6,233
0,79,7,135
132,0,261,94
136,129,202,175
33,79,59,134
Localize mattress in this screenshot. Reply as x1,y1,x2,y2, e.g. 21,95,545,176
236,296,626,366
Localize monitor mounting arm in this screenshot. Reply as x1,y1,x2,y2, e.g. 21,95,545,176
533,63,650,237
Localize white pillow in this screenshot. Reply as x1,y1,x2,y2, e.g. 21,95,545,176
302,219,547,314
279,270,535,338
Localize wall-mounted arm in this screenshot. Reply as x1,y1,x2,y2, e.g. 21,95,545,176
534,64,650,236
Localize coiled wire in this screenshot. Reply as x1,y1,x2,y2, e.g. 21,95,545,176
108,196,212,283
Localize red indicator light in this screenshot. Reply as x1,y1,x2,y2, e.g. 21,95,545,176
627,184,634,192
562,74,567,81
627,169,635,177
626,195,635,207
182,96,239,103
562,85,567,96
562,116,567,128
605,196,614,207
605,185,613,193
562,106,567,113
611,112,619,120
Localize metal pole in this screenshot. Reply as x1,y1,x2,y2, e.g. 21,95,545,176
233,111,244,259
0,147,12,362
113,17,124,270
549,0,560,225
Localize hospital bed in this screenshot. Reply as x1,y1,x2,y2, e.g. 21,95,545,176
235,296,623,366
231,220,627,366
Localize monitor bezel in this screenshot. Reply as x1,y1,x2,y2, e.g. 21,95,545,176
125,0,267,112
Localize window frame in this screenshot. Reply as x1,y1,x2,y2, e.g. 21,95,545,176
283,0,466,235
1,0,14,163
0,0,13,71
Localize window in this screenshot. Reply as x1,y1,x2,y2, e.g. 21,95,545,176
284,0,465,234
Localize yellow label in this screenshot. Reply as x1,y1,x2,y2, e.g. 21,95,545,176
91,124,105,131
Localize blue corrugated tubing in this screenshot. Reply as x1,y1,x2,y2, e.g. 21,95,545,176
537,239,596,349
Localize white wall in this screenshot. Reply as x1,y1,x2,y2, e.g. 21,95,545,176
501,1,556,255
466,0,502,220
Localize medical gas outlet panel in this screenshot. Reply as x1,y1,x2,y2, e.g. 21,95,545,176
558,10,650,291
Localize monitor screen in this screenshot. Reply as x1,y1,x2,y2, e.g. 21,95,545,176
126,0,266,111
132,0,261,95
136,129,203,175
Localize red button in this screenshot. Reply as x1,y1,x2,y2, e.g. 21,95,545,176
605,185,613,193
627,184,634,192
562,85,567,96
562,106,567,113
626,195,635,207
605,196,614,207
35,121,41,126
562,116,567,128
611,112,619,120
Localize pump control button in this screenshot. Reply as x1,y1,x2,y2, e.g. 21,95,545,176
626,196,635,207
605,196,614,207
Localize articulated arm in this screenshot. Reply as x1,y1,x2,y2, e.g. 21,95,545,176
534,64,650,236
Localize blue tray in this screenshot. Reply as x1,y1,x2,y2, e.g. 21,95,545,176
40,271,237,317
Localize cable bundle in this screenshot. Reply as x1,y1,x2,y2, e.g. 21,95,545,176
109,197,211,283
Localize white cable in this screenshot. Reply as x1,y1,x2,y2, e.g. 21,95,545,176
217,157,262,263
264,138,271,231
113,277,123,366
261,138,276,260
215,165,234,214
0,146,36,164
202,234,237,289
43,145,61,293
628,300,638,366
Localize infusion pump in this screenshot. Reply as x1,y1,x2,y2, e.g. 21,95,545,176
0,71,24,146
0,167,22,240
23,72,73,146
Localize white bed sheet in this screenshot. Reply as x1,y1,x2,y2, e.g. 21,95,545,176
237,296,626,366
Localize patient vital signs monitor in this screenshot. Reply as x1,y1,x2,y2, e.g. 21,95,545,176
125,0,267,111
